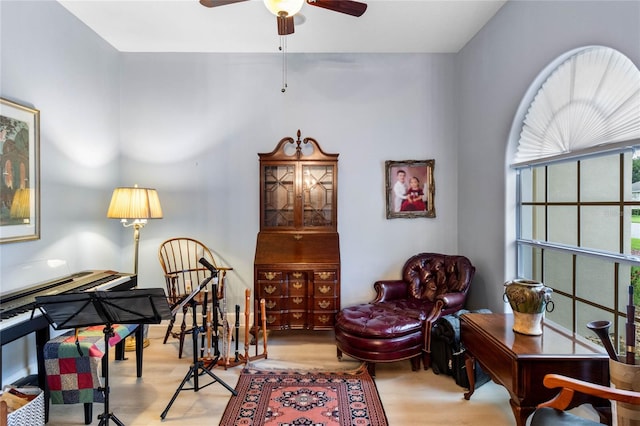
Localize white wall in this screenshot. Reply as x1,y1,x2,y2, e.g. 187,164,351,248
0,0,122,383
456,0,640,312
118,52,460,306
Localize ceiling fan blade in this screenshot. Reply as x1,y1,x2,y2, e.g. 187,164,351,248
307,0,367,17
277,14,295,36
199,0,249,8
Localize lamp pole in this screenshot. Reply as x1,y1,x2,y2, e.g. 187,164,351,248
133,222,143,275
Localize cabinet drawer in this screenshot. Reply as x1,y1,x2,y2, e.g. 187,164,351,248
257,271,284,281
289,280,306,295
288,272,307,296
313,297,336,311
312,312,335,328
262,298,282,311
314,271,337,283
257,282,283,297
288,296,306,309
314,283,336,297
288,311,307,327
265,312,283,327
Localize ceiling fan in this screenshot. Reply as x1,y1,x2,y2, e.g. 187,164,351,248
199,0,368,36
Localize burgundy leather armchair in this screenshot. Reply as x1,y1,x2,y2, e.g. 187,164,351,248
335,253,475,375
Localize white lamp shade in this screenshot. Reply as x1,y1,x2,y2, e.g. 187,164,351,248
263,0,304,16
107,186,163,220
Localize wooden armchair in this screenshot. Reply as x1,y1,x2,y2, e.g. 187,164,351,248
530,373,640,426
158,237,232,358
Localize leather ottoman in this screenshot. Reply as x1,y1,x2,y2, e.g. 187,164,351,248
335,303,425,376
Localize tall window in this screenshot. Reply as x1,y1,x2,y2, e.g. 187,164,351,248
516,150,640,350
512,45,640,350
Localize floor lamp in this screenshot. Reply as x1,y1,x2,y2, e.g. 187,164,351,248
107,184,163,349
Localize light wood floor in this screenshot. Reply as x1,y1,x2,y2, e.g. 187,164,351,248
47,324,518,425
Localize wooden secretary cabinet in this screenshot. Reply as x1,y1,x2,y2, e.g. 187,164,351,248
254,130,340,332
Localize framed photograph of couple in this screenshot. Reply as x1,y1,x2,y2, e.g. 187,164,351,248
385,159,435,219
0,98,40,243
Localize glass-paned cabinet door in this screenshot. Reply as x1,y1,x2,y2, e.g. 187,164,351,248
259,130,338,232
303,165,334,227
263,165,295,227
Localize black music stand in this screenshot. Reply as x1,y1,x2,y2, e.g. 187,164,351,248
160,274,237,420
36,288,171,426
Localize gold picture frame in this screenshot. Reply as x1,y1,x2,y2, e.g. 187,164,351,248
385,159,435,219
0,98,40,243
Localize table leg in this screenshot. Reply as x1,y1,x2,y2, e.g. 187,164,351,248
463,352,476,400
509,398,532,426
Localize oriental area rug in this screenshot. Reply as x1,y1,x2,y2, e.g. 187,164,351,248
219,365,389,426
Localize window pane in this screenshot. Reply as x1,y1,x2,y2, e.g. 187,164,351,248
548,206,577,245
519,168,533,203
575,256,614,307
517,245,542,281
625,206,635,256
580,206,620,253
520,166,546,203
618,277,634,314
625,151,635,202
576,301,615,346
581,154,619,202
548,162,577,202
520,205,533,239
533,167,545,202
543,250,573,294
519,206,546,240
546,292,573,331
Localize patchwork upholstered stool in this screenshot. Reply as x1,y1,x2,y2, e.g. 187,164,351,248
44,324,141,424
335,303,425,376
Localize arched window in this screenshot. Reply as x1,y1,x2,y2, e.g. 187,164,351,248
512,46,640,348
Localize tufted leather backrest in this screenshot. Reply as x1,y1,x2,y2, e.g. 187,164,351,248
402,253,475,302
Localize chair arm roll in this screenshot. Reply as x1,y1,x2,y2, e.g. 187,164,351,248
436,292,466,309
373,280,409,302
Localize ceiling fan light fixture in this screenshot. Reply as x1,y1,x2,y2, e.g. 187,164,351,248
264,0,304,17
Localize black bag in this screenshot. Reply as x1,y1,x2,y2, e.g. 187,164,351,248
430,309,491,389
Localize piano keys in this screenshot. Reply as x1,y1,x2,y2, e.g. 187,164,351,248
0,270,137,345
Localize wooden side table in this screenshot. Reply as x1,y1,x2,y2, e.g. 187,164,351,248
460,313,610,426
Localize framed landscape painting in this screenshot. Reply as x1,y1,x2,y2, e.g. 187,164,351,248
0,98,40,243
385,159,435,219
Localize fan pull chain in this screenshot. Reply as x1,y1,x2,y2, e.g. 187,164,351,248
279,36,288,93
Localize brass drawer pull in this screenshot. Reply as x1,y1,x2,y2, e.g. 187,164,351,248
267,315,276,324
264,285,277,294
292,272,303,278
292,282,303,290
318,272,332,280
293,297,303,305
318,315,330,324
318,285,331,294
293,313,303,319
264,272,277,280
265,300,276,309
318,300,331,309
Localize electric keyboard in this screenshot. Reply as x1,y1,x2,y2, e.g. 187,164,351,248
0,270,136,344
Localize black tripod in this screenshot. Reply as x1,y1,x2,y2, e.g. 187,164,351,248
97,323,123,426
160,269,237,420
35,288,172,426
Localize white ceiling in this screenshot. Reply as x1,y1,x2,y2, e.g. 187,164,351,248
58,0,507,53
